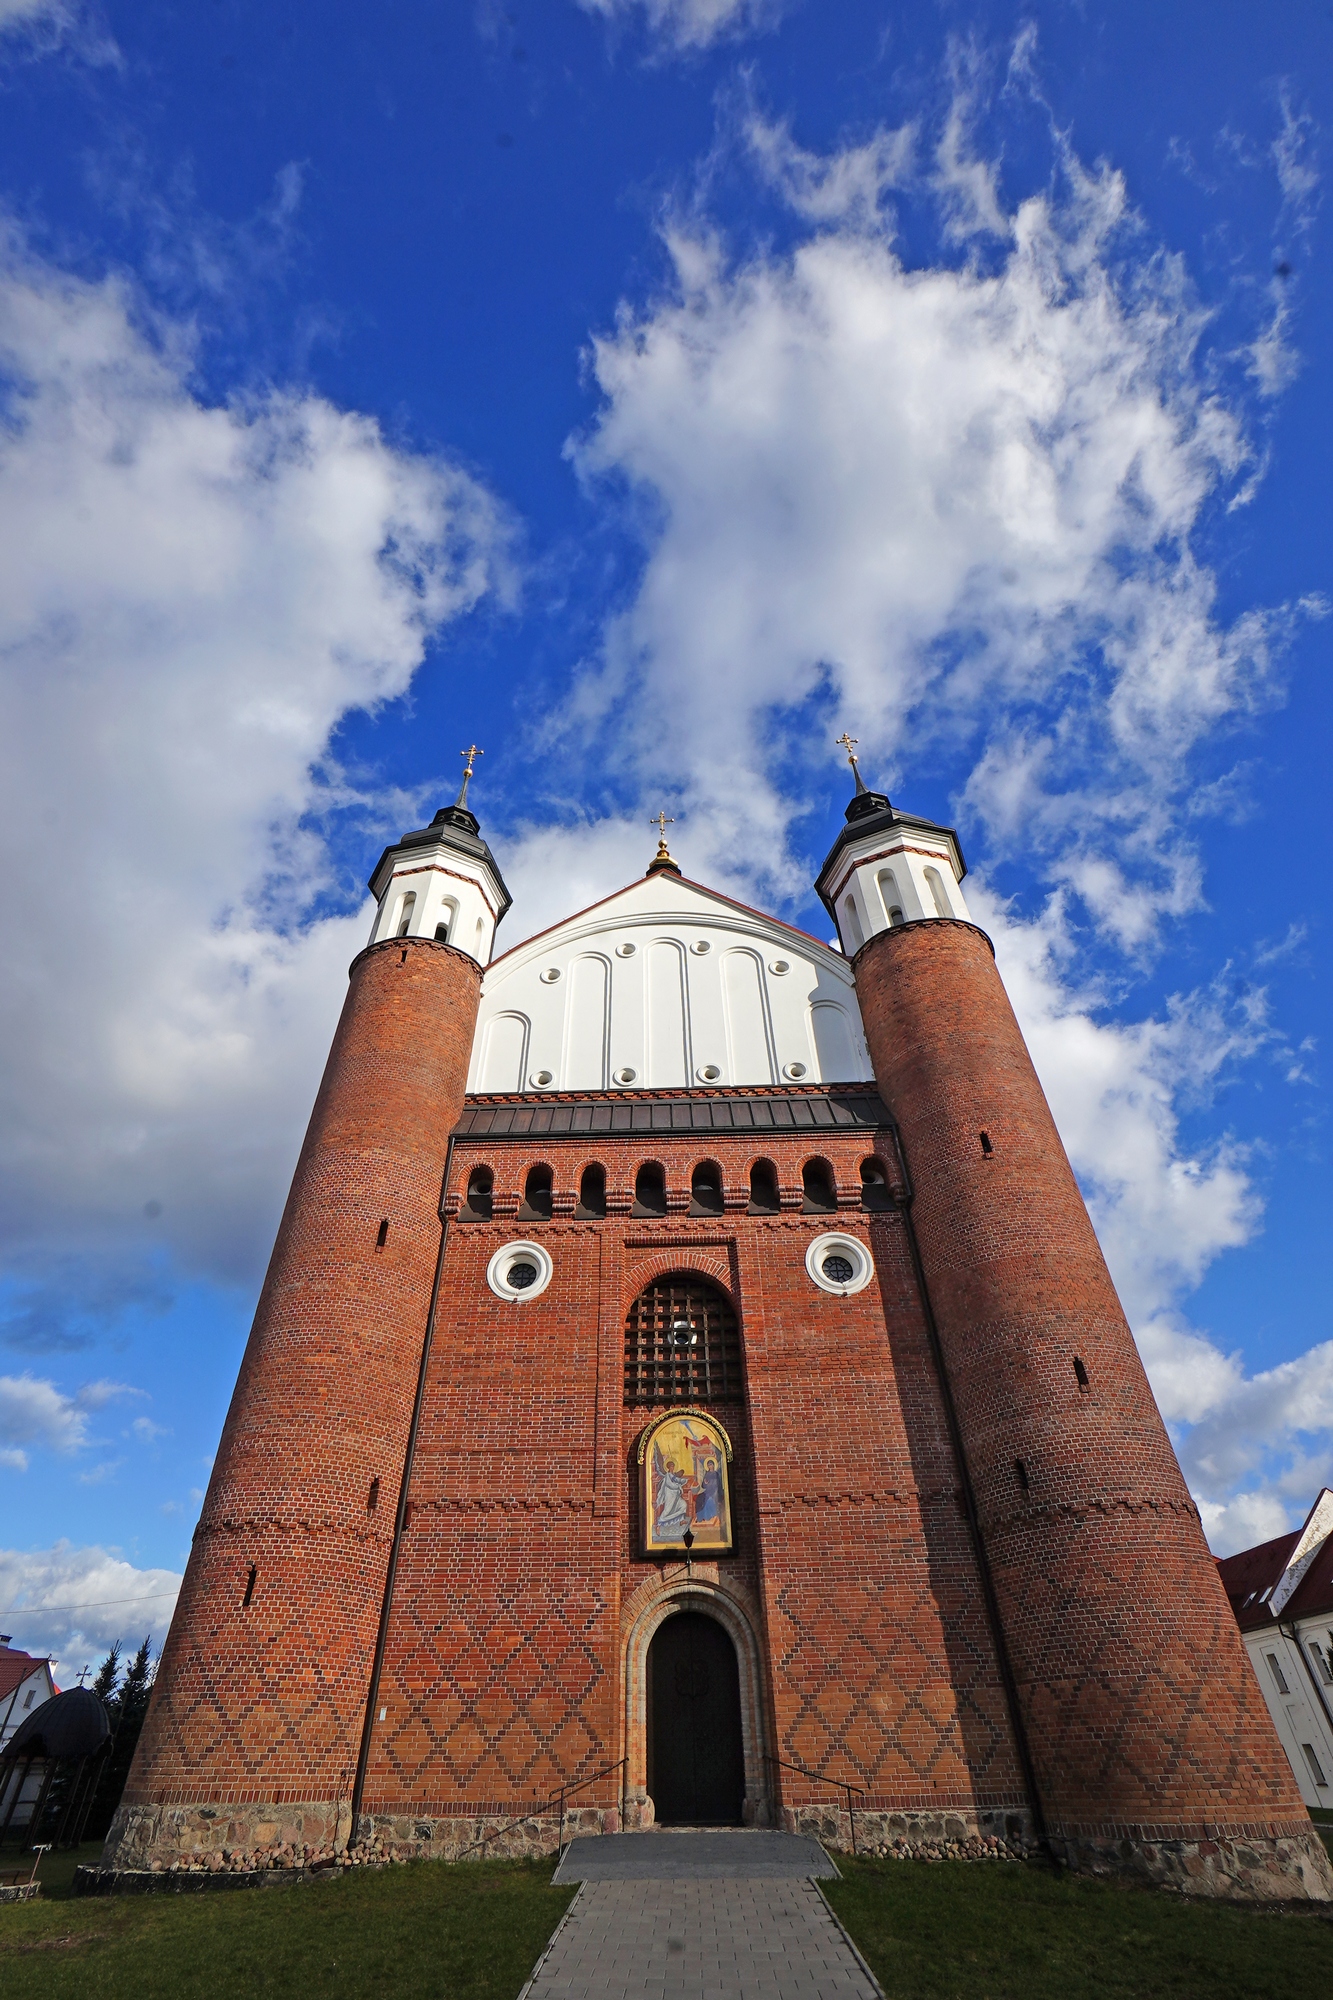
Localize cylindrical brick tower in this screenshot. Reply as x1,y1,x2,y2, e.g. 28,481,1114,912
818,770,1333,1901
103,787,510,1871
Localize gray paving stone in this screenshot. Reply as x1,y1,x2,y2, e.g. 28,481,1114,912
520,1878,882,2000
553,1832,837,1882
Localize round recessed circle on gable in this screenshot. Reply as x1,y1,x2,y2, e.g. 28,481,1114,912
530,1069,555,1089
806,1231,874,1297
487,1241,554,1303
769,959,791,975
539,967,562,984
690,939,711,955
783,1061,808,1080
614,1066,638,1085
696,1063,722,1082
615,942,637,958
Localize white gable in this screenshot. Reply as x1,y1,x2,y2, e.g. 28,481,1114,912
469,873,873,1095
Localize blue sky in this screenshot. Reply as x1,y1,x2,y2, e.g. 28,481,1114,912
0,0,1329,1678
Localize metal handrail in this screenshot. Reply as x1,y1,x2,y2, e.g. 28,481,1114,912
764,1752,866,1856
457,1757,628,1860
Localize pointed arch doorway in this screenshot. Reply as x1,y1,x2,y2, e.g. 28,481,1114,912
647,1610,745,1826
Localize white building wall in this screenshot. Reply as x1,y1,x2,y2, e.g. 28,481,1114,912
468,873,873,1095
1242,1625,1333,1808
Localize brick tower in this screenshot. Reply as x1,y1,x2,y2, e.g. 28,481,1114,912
817,755,1329,1896
104,774,510,1867
101,765,1331,1902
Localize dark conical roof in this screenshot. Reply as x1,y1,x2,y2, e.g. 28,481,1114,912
1,1684,111,1761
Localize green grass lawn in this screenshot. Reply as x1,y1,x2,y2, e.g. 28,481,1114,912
823,1855,1333,2000
0,1850,574,2000
5,1844,1333,2000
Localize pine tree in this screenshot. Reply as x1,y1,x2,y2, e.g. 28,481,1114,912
90,1642,121,1708
86,1635,155,1839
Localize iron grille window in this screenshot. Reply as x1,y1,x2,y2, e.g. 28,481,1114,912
624,1275,742,1406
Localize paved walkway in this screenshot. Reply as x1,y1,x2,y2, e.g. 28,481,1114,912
553,1831,837,1882
523,1834,881,2000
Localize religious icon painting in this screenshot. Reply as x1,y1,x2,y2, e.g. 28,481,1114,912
638,1408,734,1556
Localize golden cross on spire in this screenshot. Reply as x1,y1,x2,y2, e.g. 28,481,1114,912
646,810,680,875
836,731,859,768
455,742,483,810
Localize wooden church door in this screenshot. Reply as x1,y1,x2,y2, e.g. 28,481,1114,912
646,1612,745,1825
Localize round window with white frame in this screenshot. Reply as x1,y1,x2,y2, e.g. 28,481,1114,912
487,1241,554,1303
805,1231,874,1297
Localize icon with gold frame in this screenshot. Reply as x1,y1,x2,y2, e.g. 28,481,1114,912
638,1408,734,1556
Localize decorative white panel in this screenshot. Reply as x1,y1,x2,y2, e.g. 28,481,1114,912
479,1012,528,1092
722,949,773,1087
563,955,609,1090
467,871,874,1095
647,940,689,1088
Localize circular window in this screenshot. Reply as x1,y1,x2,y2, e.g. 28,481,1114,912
805,1232,874,1297
487,1241,554,1302
615,942,637,958
539,967,562,984
614,1066,638,1084
784,1061,808,1080
696,1063,722,1082
529,1069,555,1089
690,939,711,955
769,959,791,975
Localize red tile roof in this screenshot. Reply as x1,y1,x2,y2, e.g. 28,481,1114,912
0,1645,50,1705
1217,1490,1333,1632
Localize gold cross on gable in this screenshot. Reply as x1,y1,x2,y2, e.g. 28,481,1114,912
650,810,675,842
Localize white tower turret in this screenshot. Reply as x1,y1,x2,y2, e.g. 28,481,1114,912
367,747,511,966
814,740,969,957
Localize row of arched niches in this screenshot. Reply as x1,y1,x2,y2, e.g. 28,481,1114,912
459,1155,898,1219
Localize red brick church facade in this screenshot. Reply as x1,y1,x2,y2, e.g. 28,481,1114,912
103,770,1331,1899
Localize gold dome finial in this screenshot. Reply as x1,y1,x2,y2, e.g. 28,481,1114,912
646,809,681,877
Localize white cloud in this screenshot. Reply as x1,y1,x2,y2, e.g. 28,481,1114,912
0,1541,181,1681
0,1373,135,1468
0,0,116,64
568,127,1280,930
0,228,511,1328
575,0,786,55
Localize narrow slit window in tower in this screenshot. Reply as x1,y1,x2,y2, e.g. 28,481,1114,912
375,1217,389,1250
924,866,953,918
842,896,864,952
980,1131,993,1154
1014,1458,1030,1492
1073,1356,1089,1390
633,1161,667,1219
242,1565,257,1608
748,1159,780,1215
367,1477,380,1512
690,1160,724,1217
801,1158,837,1214
577,1163,607,1219
877,869,905,927
624,1273,742,1405
395,891,416,938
